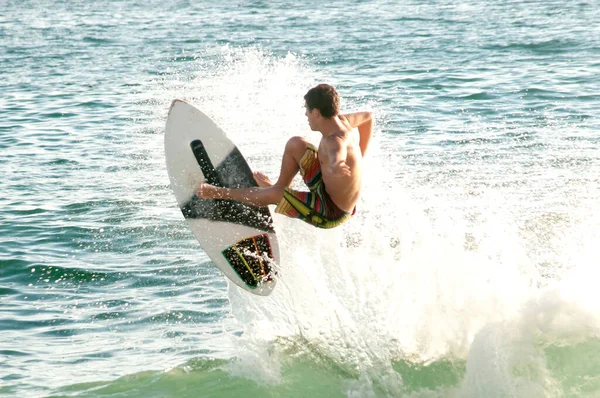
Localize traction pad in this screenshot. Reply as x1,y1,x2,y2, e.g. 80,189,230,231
222,234,275,288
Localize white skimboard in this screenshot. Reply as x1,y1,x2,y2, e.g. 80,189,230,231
164,99,279,296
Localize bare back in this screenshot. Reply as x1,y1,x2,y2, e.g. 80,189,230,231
317,116,363,213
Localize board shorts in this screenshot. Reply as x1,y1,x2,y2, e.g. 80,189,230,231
275,144,354,229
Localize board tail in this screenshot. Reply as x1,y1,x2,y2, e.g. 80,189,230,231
222,234,276,288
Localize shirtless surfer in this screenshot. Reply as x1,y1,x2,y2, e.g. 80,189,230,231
197,84,373,229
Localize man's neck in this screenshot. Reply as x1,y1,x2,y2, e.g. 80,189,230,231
318,116,343,137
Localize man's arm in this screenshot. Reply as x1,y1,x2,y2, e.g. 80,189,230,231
339,111,373,157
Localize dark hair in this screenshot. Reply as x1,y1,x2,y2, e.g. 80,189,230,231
304,84,339,118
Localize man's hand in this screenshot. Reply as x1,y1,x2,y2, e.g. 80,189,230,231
328,161,352,178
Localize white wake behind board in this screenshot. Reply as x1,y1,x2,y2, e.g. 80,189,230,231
164,99,279,296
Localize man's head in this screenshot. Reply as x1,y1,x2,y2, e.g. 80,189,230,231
304,84,339,130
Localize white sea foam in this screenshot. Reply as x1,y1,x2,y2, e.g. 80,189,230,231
154,46,600,397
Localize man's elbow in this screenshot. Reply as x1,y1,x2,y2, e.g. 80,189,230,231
361,112,373,127
359,113,373,131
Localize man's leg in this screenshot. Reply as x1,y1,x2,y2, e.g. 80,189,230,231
197,136,311,206
196,184,283,207
271,136,311,188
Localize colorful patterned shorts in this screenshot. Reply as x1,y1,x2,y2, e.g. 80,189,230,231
275,144,353,229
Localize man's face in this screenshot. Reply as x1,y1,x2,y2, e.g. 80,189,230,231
304,105,319,131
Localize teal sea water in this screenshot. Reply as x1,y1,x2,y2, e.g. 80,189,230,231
2,0,600,396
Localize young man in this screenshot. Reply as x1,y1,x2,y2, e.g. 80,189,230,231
197,84,373,229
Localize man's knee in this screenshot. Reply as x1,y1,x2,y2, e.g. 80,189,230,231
285,136,310,155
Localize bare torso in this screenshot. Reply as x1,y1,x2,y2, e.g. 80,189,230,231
317,116,363,213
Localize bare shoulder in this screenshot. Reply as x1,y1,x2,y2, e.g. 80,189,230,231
339,111,373,128
337,115,352,130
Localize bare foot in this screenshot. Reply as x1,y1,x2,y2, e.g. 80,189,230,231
197,183,223,199
253,171,273,188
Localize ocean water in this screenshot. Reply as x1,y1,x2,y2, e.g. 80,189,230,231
2,0,600,397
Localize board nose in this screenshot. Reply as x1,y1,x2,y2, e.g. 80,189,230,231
168,98,189,113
